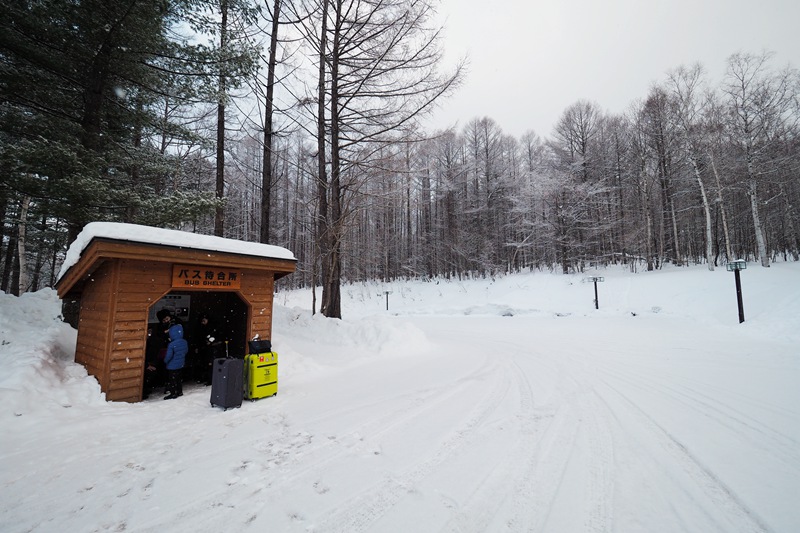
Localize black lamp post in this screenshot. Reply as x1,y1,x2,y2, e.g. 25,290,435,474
378,290,392,311
726,259,747,323
585,276,605,309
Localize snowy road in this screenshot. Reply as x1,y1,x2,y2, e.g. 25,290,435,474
391,316,797,533
3,308,798,533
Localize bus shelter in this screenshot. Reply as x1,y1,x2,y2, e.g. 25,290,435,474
55,222,296,402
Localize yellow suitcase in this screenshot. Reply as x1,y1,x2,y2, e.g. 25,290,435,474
245,352,278,399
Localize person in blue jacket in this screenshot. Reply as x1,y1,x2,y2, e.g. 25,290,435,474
163,323,188,400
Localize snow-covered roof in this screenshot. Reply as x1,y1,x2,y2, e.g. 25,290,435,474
57,222,296,282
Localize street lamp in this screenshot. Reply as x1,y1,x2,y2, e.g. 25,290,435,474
378,290,393,311
585,276,605,309
726,259,747,323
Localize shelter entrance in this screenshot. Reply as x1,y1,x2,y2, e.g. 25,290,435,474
150,291,248,357
145,291,248,398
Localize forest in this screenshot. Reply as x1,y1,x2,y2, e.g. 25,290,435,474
2,0,799,318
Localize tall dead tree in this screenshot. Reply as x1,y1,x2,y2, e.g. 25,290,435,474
260,0,283,243
215,0,230,237
300,0,462,317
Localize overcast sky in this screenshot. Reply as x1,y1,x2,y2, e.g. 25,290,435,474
427,0,800,138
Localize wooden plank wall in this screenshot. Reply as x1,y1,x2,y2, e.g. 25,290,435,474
106,260,172,402
242,271,275,343
75,262,117,392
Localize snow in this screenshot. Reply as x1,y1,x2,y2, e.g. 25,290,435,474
2,262,800,532
56,222,296,281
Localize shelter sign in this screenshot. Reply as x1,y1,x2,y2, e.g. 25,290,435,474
172,264,242,290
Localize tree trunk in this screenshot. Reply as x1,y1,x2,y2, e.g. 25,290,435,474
669,198,680,266
638,158,655,271
708,152,732,261
316,0,331,316
689,157,714,270
0,187,7,279
780,185,800,261
421,163,433,277
748,179,770,267
126,96,144,222
322,0,343,318
17,196,30,294
260,0,282,244
1,229,15,293
645,202,654,271
215,0,229,237
30,213,49,291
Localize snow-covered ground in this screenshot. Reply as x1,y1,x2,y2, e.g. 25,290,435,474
1,262,799,532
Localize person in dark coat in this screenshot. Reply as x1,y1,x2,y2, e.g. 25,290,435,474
163,323,188,400
142,327,163,399
156,308,182,339
193,313,224,385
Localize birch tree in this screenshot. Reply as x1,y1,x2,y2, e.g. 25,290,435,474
722,52,796,267
667,64,715,270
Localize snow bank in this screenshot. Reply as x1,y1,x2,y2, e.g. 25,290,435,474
280,263,800,341
0,289,103,417
273,305,431,383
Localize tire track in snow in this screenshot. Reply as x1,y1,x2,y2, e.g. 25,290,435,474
438,356,548,532
598,364,800,471
582,388,616,533
429,333,576,532
598,379,774,533
436,337,617,533
505,341,616,533
300,358,493,428
257,357,505,490
127,358,505,533
498,357,573,533
310,357,515,533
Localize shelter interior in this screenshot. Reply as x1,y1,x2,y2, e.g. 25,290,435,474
144,291,249,398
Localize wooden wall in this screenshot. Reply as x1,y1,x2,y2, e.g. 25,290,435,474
242,271,275,341
106,260,172,402
74,261,117,392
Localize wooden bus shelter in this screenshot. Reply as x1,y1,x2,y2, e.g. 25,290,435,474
55,223,296,403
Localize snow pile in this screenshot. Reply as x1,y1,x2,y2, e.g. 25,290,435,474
0,289,103,417
273,305,431,382
285,262,800,336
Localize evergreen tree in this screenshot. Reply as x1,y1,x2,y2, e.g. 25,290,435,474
0,0,257,239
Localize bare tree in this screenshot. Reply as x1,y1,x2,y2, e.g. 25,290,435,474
629,101,658,270
299,0,463,317
641,87,682,266
259,0,284,243
549,101,603,271
214,0,230,236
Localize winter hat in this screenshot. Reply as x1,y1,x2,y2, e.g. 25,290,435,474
168,324,184,340
156,309,171,322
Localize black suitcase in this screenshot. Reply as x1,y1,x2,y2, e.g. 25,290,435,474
210,358,244,410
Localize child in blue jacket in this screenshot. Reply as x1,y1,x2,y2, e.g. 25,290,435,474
163,324,188,400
